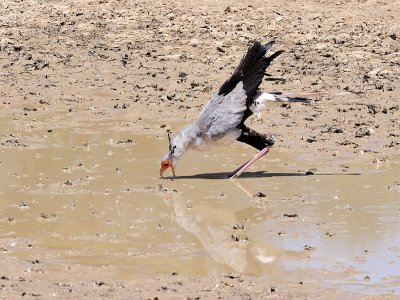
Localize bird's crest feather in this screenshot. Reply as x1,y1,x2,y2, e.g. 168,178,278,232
167,130,176,156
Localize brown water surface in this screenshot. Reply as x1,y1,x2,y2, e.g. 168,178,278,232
0,116,399,295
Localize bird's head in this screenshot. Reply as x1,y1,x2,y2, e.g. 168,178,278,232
160,130,177,178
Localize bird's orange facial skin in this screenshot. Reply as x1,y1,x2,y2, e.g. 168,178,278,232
160,160,175,178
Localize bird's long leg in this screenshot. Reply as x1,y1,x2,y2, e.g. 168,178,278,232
230,147,270,179
231,156,255,176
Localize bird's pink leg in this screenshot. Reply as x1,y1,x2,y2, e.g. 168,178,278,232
231,147,271,175
230,147,270,179
230,158,253,176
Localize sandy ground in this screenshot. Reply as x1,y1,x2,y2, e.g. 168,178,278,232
1,0,400,298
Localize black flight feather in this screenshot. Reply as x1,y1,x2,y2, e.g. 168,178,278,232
218,41,283,107
218,71,243,96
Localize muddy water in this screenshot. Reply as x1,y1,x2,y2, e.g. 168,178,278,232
0,116,399,294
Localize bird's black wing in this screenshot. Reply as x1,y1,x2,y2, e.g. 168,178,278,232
196,41,283,140
218,41,283,107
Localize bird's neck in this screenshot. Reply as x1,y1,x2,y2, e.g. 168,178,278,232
171,124,200,162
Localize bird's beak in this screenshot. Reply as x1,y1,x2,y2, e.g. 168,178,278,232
160,160,175,178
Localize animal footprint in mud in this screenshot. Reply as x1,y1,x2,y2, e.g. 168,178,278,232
38,213,57,221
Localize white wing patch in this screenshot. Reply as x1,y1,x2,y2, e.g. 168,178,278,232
251,91,303,112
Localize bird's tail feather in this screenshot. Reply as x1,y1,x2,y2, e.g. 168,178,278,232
251,92,309,111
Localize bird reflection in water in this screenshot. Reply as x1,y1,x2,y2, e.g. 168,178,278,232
163,190,306,275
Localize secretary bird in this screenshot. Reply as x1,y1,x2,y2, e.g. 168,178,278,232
160,40,307,179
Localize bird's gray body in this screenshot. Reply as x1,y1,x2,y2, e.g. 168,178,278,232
164,87,288,165
165,81,247,163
